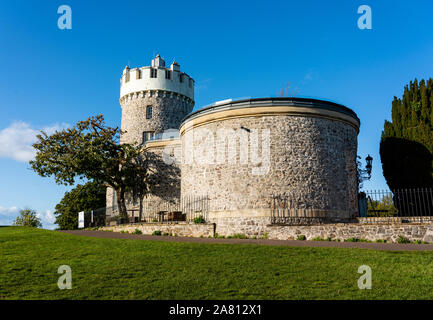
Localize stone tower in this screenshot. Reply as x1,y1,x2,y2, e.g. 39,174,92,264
119,55,195,145
106,55,194,211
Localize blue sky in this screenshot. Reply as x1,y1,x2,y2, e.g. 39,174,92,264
0,0,432,228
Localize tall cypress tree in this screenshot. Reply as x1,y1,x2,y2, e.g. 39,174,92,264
380,78,433,190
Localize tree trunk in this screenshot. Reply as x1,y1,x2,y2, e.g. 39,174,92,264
115,188,128,220
139,195,143,222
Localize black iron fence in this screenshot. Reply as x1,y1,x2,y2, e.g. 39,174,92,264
270,195,352,225
271,188,433,225
84,195,210,227
360,188,433,219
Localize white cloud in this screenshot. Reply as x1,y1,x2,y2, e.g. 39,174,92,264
36,209,56,225
0,206,19,216
0,121,69,162
0,206,57,229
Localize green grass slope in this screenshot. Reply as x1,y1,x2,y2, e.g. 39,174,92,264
1,227,433,300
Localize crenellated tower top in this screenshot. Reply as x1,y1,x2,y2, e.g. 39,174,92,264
120,55,194,102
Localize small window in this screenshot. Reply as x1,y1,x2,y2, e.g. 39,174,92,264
146,105,152,119
165,70,171,80
179,74,184,83
136,69,141,79
142,131,155,144
125,72,130,83
150,68,157,78
189,78,193,88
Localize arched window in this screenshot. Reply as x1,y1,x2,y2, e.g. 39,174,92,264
146,105,152,119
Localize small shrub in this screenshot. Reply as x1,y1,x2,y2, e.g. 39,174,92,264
297,235,307,241
152,218,158,223
133,229,142,235
376,239,387,243
152,230,162,236
263,233,269,240
162,232,169,236
312,236,325,241
344,238,371,243
231,233,247,239
193,216,205,224
397,235,411,244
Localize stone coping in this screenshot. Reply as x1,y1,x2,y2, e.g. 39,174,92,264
142,137,180,150
180,97,360,134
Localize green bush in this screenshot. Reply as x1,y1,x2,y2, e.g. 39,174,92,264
193,216,205,224
162,232,169,236
13,209,42,228
376,239,387,243
312,236,325,241
213,232,226,239
344,238,371,243
152,230,162,236
296,235,306,241
397,235,411,244
133,229,142,235
227,233,248,239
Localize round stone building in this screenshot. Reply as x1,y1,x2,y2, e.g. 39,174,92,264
179,98,360,233
108,56,361,237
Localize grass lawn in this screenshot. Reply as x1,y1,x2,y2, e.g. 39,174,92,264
1,226,433,300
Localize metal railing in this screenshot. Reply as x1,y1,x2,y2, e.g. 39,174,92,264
85,195,210,227
270,195,351,225
361,188,433,221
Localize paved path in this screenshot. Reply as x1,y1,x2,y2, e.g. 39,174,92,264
60,230,433,251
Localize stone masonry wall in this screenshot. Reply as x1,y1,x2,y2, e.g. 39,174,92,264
266,223,433,243
181,114,358,218
120,91,193,145
99,219,433,243
212,217,433,243
100,222,215,238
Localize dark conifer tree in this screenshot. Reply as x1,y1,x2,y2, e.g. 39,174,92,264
380,78,433,191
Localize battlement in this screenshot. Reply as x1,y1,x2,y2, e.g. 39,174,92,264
120,56,194,101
